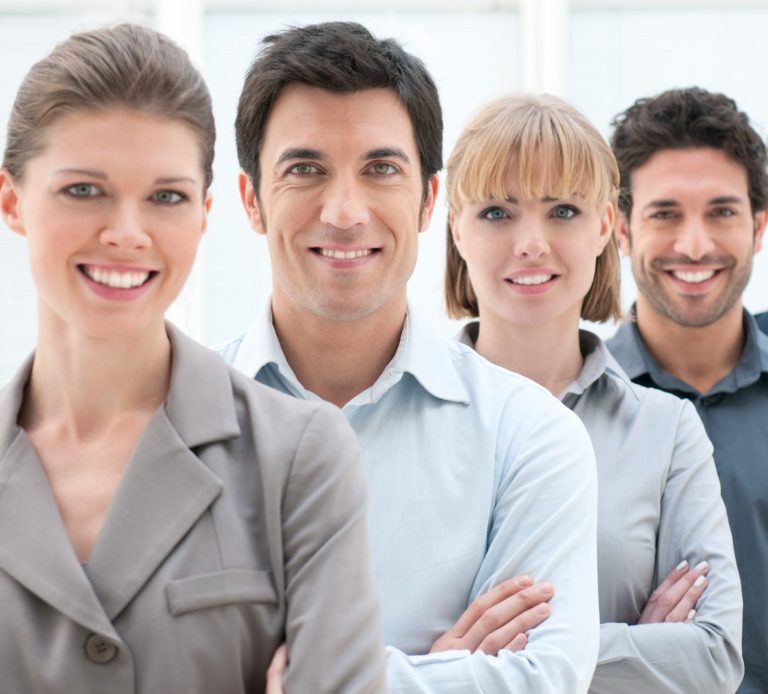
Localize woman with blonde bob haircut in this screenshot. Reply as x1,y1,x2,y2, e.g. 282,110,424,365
445,94,744,693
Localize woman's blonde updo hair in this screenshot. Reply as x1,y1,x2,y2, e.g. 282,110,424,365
445,93,621,322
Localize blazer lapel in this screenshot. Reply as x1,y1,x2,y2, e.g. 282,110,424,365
86,324,239,620
86,407,223,619
0,429,116,637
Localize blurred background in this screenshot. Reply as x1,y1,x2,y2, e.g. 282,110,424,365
2,0,768,382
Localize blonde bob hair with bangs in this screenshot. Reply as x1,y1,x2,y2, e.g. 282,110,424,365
445,93,622,322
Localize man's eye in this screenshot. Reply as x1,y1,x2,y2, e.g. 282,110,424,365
288,164,321,175
650,210,676,220
480,206,509,221
65,183,100,198
369,163,398,176
711,207,736,218
153,190,184,204
551,205,578,220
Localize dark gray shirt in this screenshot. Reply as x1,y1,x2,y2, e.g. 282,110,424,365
608,311,768,694
756,311,768,333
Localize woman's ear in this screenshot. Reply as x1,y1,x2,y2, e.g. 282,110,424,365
0,169,25,237
449,209,463,253
596,201,616,255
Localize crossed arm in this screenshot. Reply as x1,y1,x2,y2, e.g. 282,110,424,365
590,402,743,693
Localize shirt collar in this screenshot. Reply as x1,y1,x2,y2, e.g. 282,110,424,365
456,321,635,400
230,300,306,397
400,304,469,405
561,330,638,399
233,299,469,405
608,305,768,394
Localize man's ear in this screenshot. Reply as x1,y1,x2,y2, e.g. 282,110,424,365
753,208,767,254
0,169,26,237
616,210,632,256
419,174,440,232
238,170,265,235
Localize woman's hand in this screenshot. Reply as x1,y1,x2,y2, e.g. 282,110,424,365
639,560,709,624
265,643,288,694
429,574,554,655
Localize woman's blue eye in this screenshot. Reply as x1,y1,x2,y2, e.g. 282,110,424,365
552,205,578,219
153,190,184,204
66,183,99,198
481,207,508,221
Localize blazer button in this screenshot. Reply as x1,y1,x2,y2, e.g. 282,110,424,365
84,633,118,664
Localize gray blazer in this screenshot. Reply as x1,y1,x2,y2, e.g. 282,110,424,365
0,324,386,694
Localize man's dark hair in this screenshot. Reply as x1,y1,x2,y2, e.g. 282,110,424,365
610,87,768,216
235,21,443,199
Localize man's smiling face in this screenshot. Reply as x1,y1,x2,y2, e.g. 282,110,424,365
240,85,437,324
618,146,766,328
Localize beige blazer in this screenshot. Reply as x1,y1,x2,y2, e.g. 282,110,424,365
0,324,386,694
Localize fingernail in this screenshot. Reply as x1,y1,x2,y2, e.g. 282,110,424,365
534,603,549,615
516,575,533,587
676,560,688,571
687,609,696,620
537,582,554,595
694,575,706,587
694,561,709,572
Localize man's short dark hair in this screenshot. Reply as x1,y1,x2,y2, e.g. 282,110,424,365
235,21,443,199
610,87,768,216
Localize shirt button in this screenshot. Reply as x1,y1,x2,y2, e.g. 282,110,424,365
84,633,118,664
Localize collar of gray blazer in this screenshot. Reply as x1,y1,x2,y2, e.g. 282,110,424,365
0,322,241,636
0,321,241,458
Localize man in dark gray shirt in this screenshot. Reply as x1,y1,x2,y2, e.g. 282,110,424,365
606,87,768,694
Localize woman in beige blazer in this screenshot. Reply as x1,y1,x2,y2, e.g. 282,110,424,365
0,24,385,694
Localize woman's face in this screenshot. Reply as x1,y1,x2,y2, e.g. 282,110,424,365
451,169,613,330
0,108,211,341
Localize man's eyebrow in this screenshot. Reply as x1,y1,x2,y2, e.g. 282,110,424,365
709,195,744,205
276,148,325,166
642,199,680,210
54,168,107,179
363,148,410,163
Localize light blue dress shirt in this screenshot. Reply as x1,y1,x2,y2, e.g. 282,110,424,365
220,303,599,693
458,324,743,693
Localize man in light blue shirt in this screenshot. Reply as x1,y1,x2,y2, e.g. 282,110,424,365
224,22,599,692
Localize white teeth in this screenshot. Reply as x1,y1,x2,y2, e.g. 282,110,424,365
83,266,150,289
510,274,553,286
673,270,715,283
319,248,374,259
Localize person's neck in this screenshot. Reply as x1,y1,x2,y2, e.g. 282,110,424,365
473,312,584,398
634,297,745,394
20,317,171,439
271,296,407,408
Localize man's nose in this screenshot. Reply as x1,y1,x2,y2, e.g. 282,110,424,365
673,218,716,260
319,175,371,229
